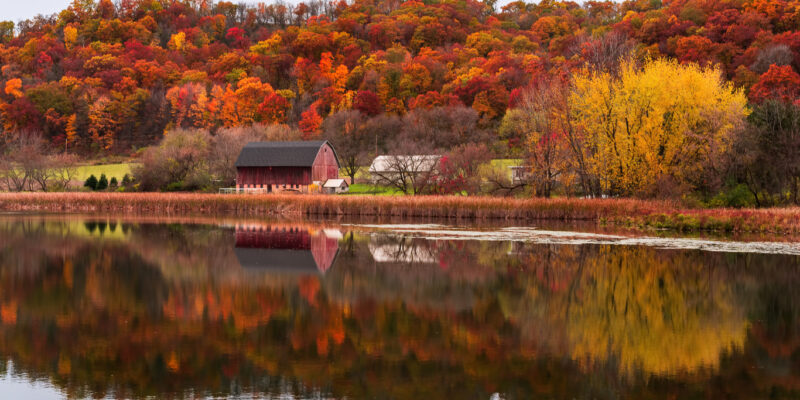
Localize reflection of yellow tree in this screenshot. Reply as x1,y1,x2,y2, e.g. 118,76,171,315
564,246,748,377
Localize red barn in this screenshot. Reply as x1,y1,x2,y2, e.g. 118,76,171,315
235,141,340,193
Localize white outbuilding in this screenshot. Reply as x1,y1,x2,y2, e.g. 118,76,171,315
323,178,349,194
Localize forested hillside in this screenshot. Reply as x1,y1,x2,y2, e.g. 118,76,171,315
0,0,799,200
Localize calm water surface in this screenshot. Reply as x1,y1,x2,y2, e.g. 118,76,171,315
1,214,799,399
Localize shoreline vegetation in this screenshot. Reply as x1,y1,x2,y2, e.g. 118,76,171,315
1,192,798,235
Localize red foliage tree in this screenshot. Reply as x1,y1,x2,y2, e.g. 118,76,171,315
749,65,800,104
226,27,250,49
675,35,717,65
353,90,382,116
258,93,292,124
299,106,323,138
452,76,491,106
434,143,492,195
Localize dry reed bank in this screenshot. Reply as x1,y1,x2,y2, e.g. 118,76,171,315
0,192,798,234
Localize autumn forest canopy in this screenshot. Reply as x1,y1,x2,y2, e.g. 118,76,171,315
0,0,799,202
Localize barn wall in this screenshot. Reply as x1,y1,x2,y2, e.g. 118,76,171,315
311,143,340,182
237,166,312,186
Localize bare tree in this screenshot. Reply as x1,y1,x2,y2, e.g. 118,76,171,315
28,156,56,192
516,86,577,198
51,154,79,191
570,31,639,73
0,158,25,192
479,163,529,197
363,114,403,155
370,154,440,195
323,110,371,184
0,132,49,192
394,106,489,151
510,78,598,197
729,100,800,206
751,44,794,74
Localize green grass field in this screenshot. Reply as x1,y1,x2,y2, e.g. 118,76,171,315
74,163,137,182
346,183,403,196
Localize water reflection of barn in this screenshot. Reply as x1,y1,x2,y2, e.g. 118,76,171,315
234,225,340,274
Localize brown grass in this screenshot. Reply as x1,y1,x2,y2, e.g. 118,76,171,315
0,192,798,234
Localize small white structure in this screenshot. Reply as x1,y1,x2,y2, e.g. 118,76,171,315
369,155,441,174
369,155,441,183
323,178,349,194
509,165,531,184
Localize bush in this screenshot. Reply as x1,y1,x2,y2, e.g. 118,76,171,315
708,183,756,208
121,174,131,187
134,129,212,191
84,175,98,190
97,174,108,190
109,177,118,188
165,182,185,192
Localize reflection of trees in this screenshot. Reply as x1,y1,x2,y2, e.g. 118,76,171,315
0,218,799,398
368,235,438,264
564,247,746,377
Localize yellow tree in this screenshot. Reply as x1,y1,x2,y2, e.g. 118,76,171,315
63,26,78,50
569,59,748,196
234,77,273,124
167,32,186,52
249,33,282,56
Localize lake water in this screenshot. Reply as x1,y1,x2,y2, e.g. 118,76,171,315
1,214,799,399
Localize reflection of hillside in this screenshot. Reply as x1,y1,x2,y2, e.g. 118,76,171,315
0,217,799,398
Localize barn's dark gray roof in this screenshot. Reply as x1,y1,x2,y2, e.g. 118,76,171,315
235,141,336,167
235,248,322,274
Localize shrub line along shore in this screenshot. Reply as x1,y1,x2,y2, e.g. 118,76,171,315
0,192,798,234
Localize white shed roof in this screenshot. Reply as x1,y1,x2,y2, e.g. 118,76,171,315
323,179,348,188
369,155,441,173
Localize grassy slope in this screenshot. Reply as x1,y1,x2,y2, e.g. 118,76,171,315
346,183,402,195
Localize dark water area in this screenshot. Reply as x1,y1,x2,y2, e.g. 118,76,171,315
1,215,800,399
